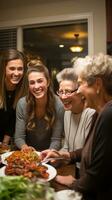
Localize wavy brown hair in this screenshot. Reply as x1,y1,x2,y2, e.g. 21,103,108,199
0,49,27,109
26,60,56,131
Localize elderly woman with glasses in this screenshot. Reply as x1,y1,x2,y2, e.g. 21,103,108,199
42,54,112,200
42,67,95,177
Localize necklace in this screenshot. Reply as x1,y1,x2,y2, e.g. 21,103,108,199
67,112,82,152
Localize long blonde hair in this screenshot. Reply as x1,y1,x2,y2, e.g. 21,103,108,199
0,49,27,109
26,60,56,131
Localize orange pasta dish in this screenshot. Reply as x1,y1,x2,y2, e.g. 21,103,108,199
5,149,49,180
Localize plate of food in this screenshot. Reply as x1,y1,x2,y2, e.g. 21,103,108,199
0,163,57,182
0,149,57,181
1,149,40,165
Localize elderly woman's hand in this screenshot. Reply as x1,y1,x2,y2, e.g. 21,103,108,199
40,149,61,167
41,149,71,166
41,149,61,160
55,175,75,187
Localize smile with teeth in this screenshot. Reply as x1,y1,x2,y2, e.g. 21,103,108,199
63,100,71,105
11,76,21,81
11,78,20,82
34,88,43,94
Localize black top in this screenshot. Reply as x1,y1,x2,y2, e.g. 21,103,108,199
70,101,112,200
0,90,16,142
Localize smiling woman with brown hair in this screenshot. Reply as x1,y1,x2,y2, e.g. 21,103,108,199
0,48,27,146
14,60,64,151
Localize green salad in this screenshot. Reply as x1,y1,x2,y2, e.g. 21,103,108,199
0,176,55,200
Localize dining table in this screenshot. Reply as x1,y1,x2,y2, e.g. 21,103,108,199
49,162,83,200
0,154,76,191
0,145,76,187
0,151,82,200
50,162,76,192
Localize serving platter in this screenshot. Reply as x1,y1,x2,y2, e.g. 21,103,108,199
0,163,57,182
1,151,40,165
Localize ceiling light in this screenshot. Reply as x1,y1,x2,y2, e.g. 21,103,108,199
70,33,83,52
59,44,64,48
70,46,83,52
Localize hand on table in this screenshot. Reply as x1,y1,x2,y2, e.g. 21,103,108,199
55,175,76,187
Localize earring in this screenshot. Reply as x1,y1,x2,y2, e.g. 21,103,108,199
96,90,99,95
81,96,85,100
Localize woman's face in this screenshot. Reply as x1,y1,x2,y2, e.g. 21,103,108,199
5,59,24,89
77,76,98,109
28,71,49,99
58,80,83,112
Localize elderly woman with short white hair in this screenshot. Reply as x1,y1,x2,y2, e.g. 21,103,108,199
41,53,112,200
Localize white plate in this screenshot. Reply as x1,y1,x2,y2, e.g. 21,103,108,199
43,163,57,181
55,190,82,200
0,163,57,182
1,151,13,165
1,151,40,165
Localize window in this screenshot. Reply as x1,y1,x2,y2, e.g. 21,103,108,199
23,20,88,91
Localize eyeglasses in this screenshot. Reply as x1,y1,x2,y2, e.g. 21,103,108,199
57,88,78,97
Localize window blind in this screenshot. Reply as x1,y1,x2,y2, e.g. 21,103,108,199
0,29,17,50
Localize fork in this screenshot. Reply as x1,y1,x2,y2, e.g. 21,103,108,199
38,157,70,165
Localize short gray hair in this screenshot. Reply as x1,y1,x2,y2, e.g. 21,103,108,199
56,67,77,83
73,53,112,95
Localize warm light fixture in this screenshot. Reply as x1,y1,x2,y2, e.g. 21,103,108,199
59,44,64,48
70,46,83,52
70,33,83,53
